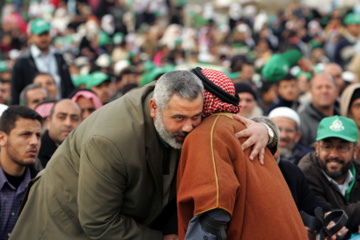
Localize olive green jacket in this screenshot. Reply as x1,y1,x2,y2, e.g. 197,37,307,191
10,82,180,240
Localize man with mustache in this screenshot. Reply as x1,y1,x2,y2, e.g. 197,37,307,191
37,99,82,168
0,106,42,239
268,107,313,165
298,116,360,234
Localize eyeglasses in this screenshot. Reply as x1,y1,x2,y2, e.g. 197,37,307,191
318,143,354,153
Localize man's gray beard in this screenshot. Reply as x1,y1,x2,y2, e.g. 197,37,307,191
154,111,183,149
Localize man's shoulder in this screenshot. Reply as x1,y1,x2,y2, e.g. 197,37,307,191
186,114,241,143
298,152,318,173
17,49,32,59
279,160,303,176
199,113,242,131
76,84,156,144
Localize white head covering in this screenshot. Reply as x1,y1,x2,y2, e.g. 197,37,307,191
268,107,301,129
0,104,8,117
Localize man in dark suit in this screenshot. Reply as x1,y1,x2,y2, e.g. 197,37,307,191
11,18,75,105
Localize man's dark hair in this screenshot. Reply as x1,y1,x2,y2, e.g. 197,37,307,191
117,66,139,82
279,73,296,83
260,80,276,94
0,105,42,134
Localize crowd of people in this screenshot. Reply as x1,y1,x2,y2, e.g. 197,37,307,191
1,0,360,239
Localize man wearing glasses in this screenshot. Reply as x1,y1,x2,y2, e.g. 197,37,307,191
298,116,360,235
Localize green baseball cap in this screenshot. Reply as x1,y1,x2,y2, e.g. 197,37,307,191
86,71,110,88
72,74,90,88
344,13,360,26
262,49,303,82
31,18,51,35
316,116,358,142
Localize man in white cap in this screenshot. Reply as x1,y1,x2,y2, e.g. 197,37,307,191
269,107,313,165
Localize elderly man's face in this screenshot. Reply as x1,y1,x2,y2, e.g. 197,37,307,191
272,117,301,156
33,74,58,99
150,93,203,149
315,137,358,183
47,100,82,145
310,74,338,109
26,88,49,110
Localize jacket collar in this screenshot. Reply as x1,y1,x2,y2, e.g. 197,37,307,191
143,86,165,196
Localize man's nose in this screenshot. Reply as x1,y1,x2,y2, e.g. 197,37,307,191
64,117,72,126
30,134,40,146
182,120,194,133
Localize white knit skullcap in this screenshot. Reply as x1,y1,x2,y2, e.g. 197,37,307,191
268,107,301,128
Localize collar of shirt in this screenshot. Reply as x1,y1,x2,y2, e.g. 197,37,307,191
322,169,354,196
30,44,56,58
0,165,31,192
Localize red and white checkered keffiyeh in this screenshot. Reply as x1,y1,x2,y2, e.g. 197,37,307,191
201,68,240,118
71,90,103,110
34,101,55,118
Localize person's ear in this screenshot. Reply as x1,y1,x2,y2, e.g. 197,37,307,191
46,116,51,126
0,131,8,147
149,99,158,118
353,144,359,160
315,142,319,157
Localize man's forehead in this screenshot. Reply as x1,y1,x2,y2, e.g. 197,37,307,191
321,137,352,143
165,94,203,113
12,118,41,131
272,116,297,125
28,88,47,95
35,75,54,82
54,101,81,115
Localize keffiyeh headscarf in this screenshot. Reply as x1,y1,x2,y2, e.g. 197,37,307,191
192,67,240,118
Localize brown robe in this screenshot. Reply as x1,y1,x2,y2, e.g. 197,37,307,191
177,113,308,239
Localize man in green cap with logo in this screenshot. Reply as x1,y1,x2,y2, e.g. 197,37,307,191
87,71,112,105
334,12,360,69
298,116,360,234
11,18,75,105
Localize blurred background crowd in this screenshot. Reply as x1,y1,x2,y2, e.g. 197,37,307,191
0,0,360,154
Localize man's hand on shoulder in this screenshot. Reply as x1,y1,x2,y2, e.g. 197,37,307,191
233,114,269,165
